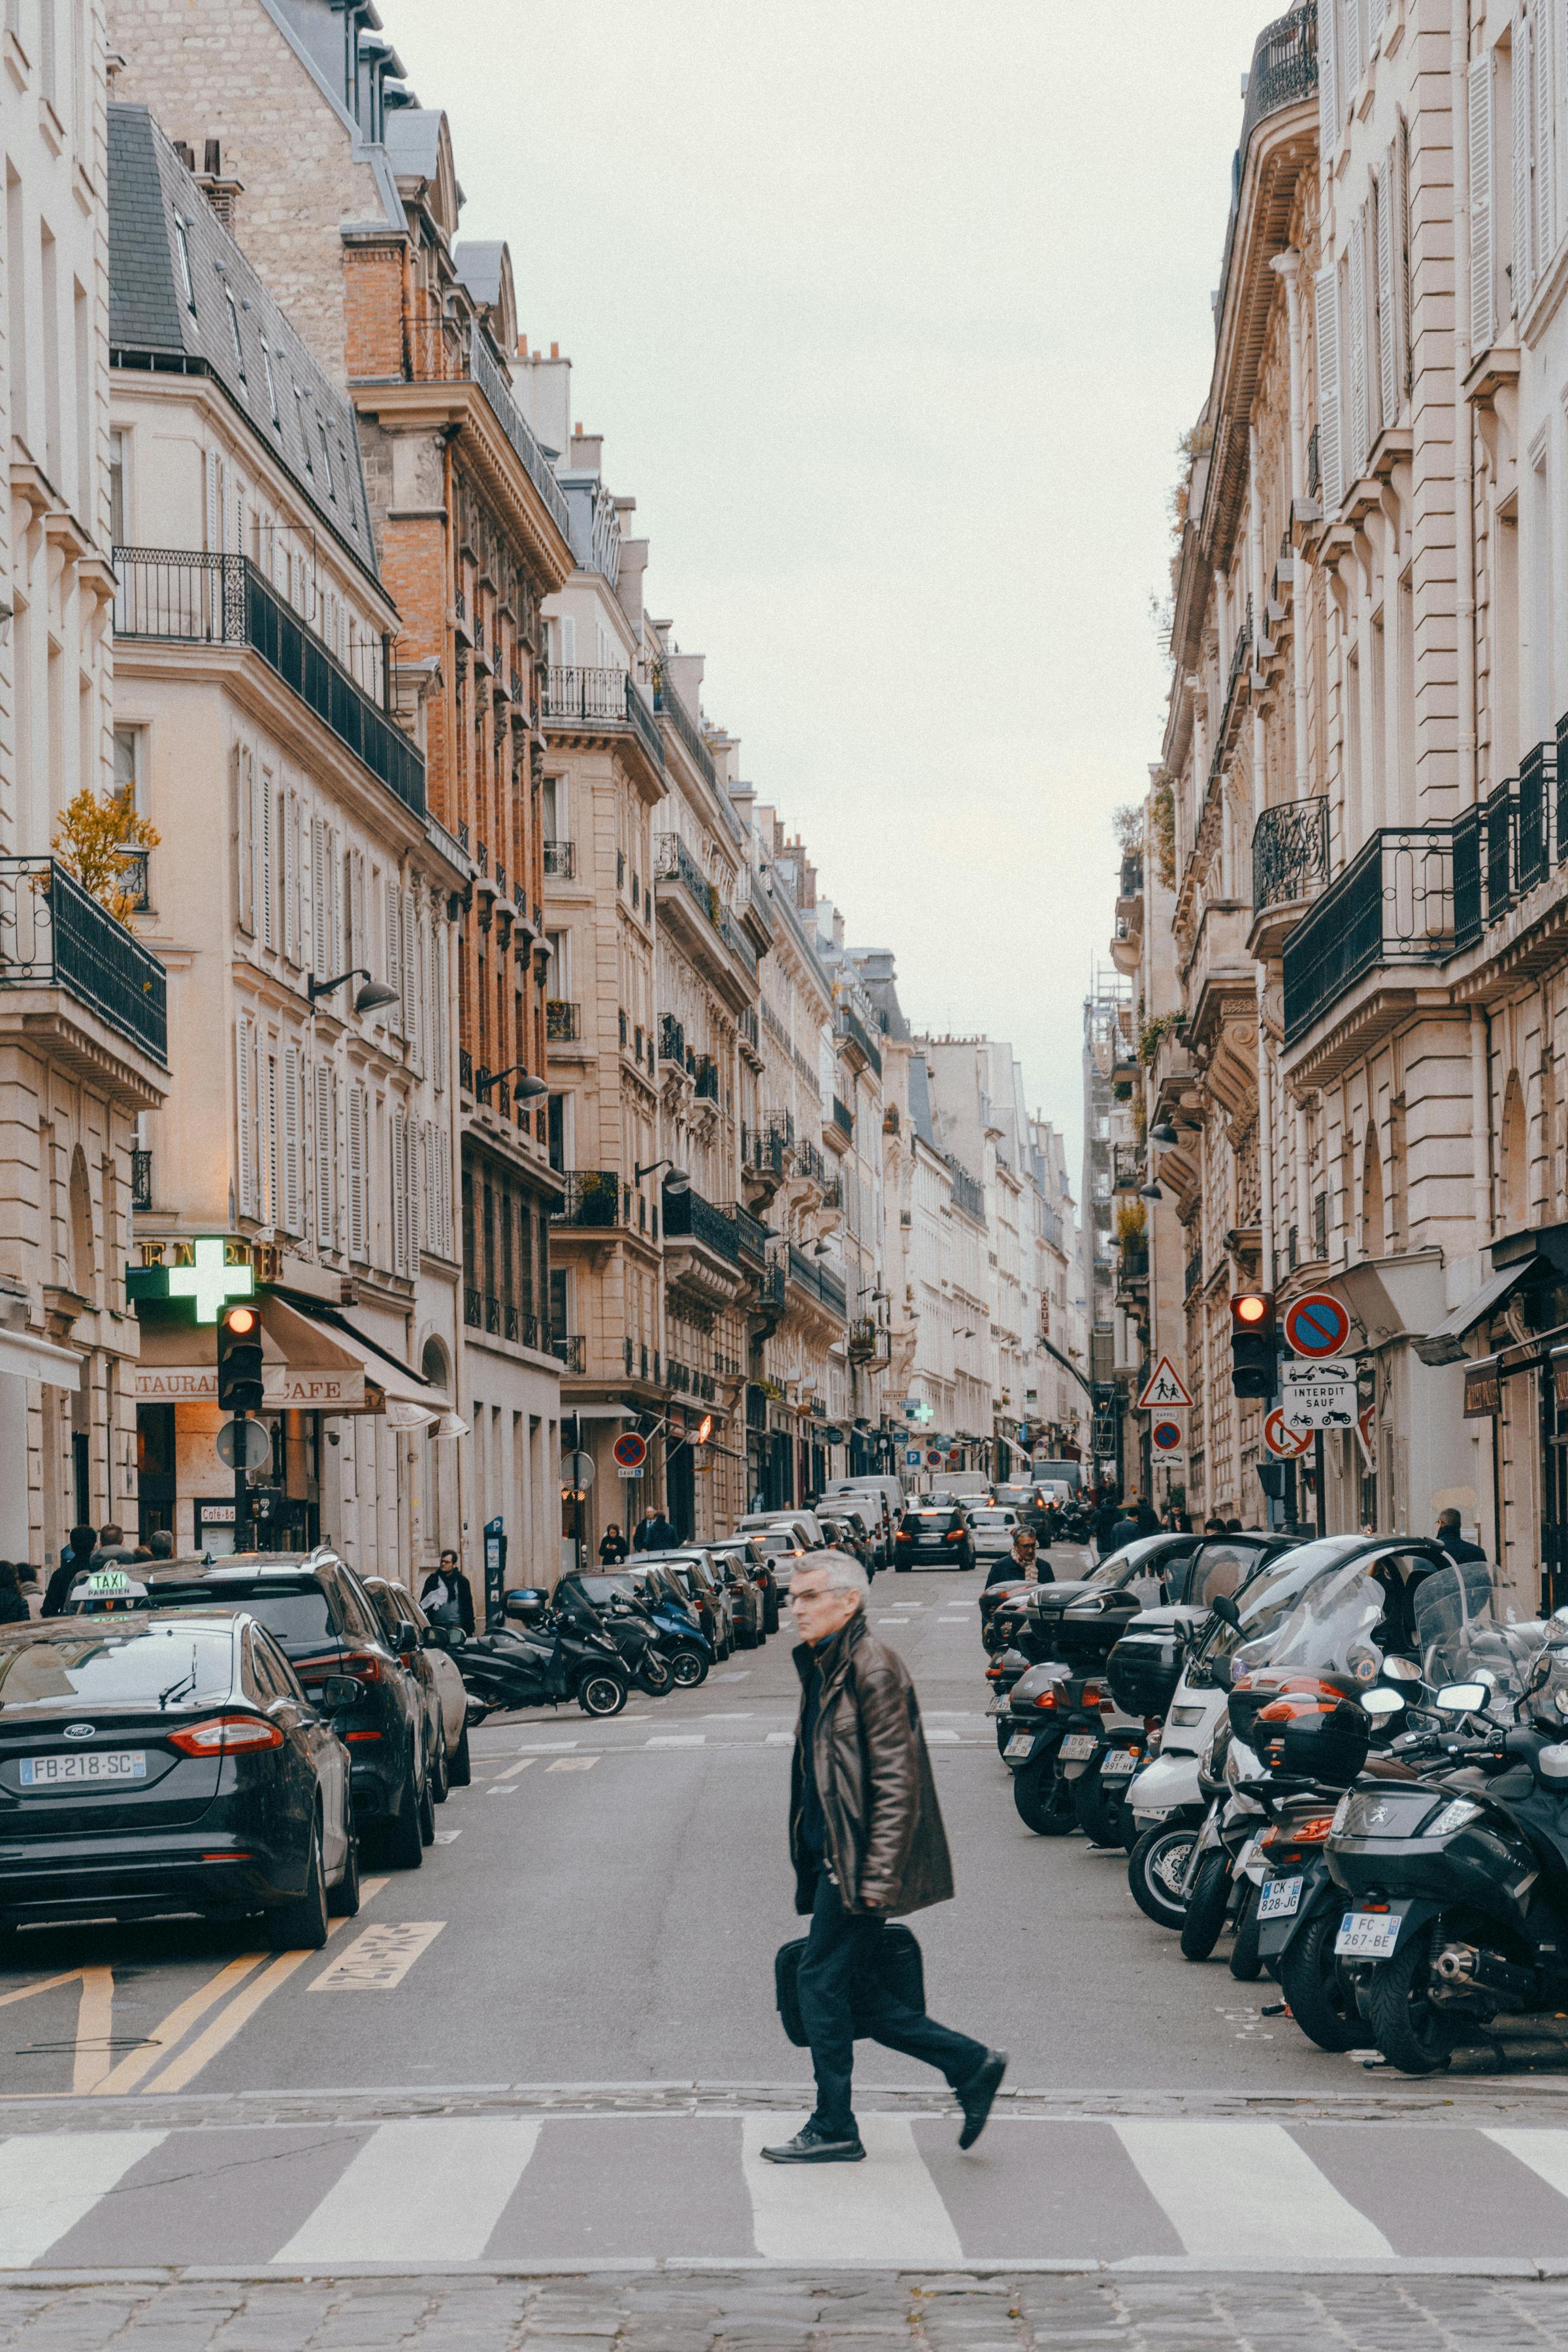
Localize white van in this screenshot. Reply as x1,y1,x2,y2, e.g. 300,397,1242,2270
818,1477,904,1564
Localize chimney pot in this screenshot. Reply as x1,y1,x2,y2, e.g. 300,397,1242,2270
550,340,559,359
518,333,529,357
172,139,195,169
204,137,221,175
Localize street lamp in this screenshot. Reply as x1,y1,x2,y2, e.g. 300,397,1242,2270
1139,1181,1164,1201
475,1062,548,1102
634,1158,690,1194
308,966,400,1014
1150,1120,1180,1147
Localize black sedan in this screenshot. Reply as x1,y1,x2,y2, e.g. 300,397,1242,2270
0,1609,359,1947
894,1504,977,1571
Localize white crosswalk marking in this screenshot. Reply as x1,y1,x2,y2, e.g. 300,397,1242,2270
740,2114,963,2262
1485,2126,1568,2198
647,1735,704,1748
1114,2120,1393,2260
274,2117,540,2264
766,1732,794,1744
0,2130,166,2266
547,1755,598,1772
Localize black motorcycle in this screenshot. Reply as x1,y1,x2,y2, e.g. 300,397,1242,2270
455,1593,629,1719
996,1660,1081,1836
553,1577,672,1697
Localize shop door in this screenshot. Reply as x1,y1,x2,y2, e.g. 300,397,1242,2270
667,1443,695,1543
1541,1366,1568,1616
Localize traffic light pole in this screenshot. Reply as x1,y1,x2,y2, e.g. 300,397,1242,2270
1314,1429,1326,1539
233,1406,250,1553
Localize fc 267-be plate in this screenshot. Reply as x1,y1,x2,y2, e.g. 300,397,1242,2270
1335,1910,1401,1961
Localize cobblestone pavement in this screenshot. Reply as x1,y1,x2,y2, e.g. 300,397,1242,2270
3,2271,1568,2349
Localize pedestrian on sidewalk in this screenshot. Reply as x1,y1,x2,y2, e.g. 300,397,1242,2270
0,1563,28,1625
421,1548,475,1634
1436,1508,1486,1565
42,1525,97,1617
598,1523,630,1565
764,1551,1006,2167
632,1506,679,1552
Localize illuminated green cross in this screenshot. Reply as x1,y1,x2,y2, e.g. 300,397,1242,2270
167,1238,255,1324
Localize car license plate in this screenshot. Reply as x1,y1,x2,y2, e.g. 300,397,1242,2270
1004,1732,1036,1759
1059,1733,1096,1761
1335,1910,1401,1961
1258,1876,1303,1921
20,1750,148,1786
1102,1749,1137,1777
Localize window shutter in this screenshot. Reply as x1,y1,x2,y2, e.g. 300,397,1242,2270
1471,53,1495,351
260,781,275,951
410,1117,423,1264
392,1107,410,1278
286,796,302,966
440,1139,453,1259
1320,0,1339,157
385,879,403,1024
315,1062,335,1252
311,816,328,981
1369,0,1386,35
1348,213,1368,480
1397,115,1413,396
264,1049,279,1228
1539,0,1556,286
348,1085,367,1261
235,1015,255,1217
400,889,417,1048
1375,157,1397,431
412,909,427,1076
282,1043,302,1235
1517,13,1535,311
1314,265,1343,512
433,926,448,1092
350,850,365,974
236,747,253,934
330,833,344,977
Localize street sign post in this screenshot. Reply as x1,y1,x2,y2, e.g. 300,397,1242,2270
1151,1417,1186,1463
1282,1292,1353,1359
1280,1358,1358,1430
1137,1356,1194,1411
216,1416,271,1472
1264,1407,1313,1461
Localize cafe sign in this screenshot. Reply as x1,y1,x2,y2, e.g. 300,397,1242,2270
1464,1363,1502,1420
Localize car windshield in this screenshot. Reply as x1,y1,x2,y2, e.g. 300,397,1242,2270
1188,1537,1364,1682
906,1510,960,1527
158,1582,335,1644
0,1624,234,1709
970,1512,1013,1528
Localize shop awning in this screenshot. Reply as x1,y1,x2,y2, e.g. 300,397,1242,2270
0,1326,82,1391
133,1296,367,1409
274,1296,453,1422
1412,1255,1550,1366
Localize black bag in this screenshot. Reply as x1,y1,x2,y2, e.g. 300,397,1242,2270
774,1923,926,2048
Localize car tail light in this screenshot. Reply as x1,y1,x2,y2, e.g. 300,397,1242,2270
336,1651,385,1684
1294,1814,1336,1843
346,1729,383,1744
1080,1682,1105,1710
168,1716,284,1756
896,1531,913,1544
201,1852,257,1863
944,1529,965,1543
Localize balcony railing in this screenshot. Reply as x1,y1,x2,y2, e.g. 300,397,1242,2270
115,551,424,816
1184,1245,1203,1300
394,318,571,542
694,1056,719,1102
541,665,666,774
1112,1143,1143,1192
459,1047,474,1094
718,907,759,976
546,998,580,1042
1253,796,1330,911
549,1171,620,1228
1215,6,1319,335
656,832,713,920
543,838,576,880
0,858,167,1064
662,1184,742,1266
744,1123,789,1177
131,1149,153,1211
949,1160,985,1223
787,1243,847,1318
652,666,717,790
659,1013,686,1067
832,1095,854,1139
728,1201,772,1261
550,1333,587,1374
118,847,152,913
1282,825,1454,1045
738,1005,760,1054
835,1002,883,1079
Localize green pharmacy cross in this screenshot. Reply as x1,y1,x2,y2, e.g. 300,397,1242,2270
166,1239,255,1324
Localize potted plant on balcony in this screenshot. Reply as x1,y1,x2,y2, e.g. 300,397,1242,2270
52,782,159,925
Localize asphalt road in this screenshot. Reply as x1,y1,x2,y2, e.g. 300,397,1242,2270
0,1552,1461,2099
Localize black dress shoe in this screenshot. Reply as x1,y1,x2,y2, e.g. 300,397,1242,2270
760,2126,866,2163
956,2050,1007,2149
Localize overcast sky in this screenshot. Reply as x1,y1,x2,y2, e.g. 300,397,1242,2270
387,0,1271,1175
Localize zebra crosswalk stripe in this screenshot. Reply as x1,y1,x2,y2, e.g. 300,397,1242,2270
1113,2120,1393,2261
274,2117,541,2265
740,2114,963,2264
0,2131,167,2268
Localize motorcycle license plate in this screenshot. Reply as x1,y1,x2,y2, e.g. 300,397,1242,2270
1004,1732,1036,1760
1102,1749,1138,1777
1258,1876,1303,1921
1059,1734,1096,1761
1335,1910,1401,1961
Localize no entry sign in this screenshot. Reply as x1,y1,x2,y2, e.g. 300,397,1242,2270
1282,1292,1352,1358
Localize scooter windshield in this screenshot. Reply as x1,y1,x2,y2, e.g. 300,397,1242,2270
1413,1560,1539,1712
1233,1563,1384,1680
1189,1535,1364,1681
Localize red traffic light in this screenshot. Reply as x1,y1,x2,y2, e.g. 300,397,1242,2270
223,1304,259,1337
1230,1291,1275,1335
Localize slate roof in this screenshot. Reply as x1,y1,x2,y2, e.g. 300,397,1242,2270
108,104,378,574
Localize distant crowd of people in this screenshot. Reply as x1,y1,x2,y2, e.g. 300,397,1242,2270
0,1521,184,1626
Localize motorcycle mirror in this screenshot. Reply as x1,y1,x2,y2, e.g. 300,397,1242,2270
1436,1681,1489,1712
1539,1742,1568,1782
1361,1688,1405,1718
1211,1593,1242,1631
1382,1657,1422,1682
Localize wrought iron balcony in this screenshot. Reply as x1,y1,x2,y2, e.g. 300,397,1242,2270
1112,1143,1143,1192
1215,5,1319,332
694,1056,719,1102
131,1149,153,1211
1282,824,1454,1045
738,1006,760,1054
662,1184,742,1266
1184,1245,1203,1300
546,999,580,1041
114,551,423,817
459,1048,474,1094
652,666,717,789
832,1095,854,1139
551,1333,587,1374
1253,796,1330,911
835,1002,883,1079
655,832,713,921
118,847,152,913
543,838,576,880
787,1243,847,1318
0,858,167,1064
549,1171,621,1229
728,1201,773,1262
949,1161,985,1223
743,1122,789,1177
659,1013,686,1067
542,665,666,774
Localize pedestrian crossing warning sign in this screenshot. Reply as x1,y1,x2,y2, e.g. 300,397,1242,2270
1136,1356,1194,1411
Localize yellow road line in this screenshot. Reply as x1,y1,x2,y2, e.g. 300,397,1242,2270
0,1971,81,2011
135,1879,389,2096
71,1968,115,2095
91,1952,267,2096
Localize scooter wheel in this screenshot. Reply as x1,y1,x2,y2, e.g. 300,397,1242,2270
1276,1909,1362,2051
1365,1927,1460,2075
668,1648,708,1689
1229,1884,1263,1981
1179,1851,1232,1962
1127,1821,1198,1929
1013,1754,1077,1837
1072,1760,1125,1850
636,1656,672,1696
578,1671,629,1718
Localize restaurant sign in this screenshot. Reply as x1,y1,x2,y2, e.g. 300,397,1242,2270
1464,1364,1502,1420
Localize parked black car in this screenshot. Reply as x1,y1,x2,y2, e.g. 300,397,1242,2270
0,1609,360,1944
361,1574,457,1799
703,1544,765,1648
894,1505,976,1571
708,1534,779,1635
127,1551,432,1870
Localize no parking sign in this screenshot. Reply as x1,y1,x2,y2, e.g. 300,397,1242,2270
1282,1292,1352,1359
1151,1418,1185,1463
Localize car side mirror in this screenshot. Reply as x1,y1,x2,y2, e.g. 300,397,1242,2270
1211,1593,1242,1631
392,1621,421,1656
321,1674,363,1708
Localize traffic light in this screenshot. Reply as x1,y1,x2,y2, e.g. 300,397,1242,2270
216,1301,265,1412
1230,1291,1277,1399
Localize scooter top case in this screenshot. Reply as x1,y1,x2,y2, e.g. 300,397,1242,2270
1106,1605,1213,1722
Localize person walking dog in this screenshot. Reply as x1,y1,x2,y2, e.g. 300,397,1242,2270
764,1550,1005,2165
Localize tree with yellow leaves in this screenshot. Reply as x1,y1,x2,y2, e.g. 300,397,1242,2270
51,785,159,925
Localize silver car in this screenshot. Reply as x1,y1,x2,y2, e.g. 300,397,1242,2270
966,1507,1021,1561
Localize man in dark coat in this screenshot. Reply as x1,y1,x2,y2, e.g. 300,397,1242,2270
420,1548,475,1634
984,1526,1053,1590
1436,1509,1487,1565
632,1507,679,1552
42,1526,97,1618
763,1552,1005,2166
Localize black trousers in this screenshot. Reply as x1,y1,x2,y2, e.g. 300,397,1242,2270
795,1868,987,2138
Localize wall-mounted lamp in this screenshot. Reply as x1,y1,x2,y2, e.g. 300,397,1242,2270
308,966,399,1014
634,1158,690,1194
475,1062,548,1102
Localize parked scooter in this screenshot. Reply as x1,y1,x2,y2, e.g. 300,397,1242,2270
455,1591,630,1718
996,1659,1079,1835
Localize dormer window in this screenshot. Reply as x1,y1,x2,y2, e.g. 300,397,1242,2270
292,386,313,472
316,421,335,499
259,338,282,433
173,216,196,313
223,286,246,384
